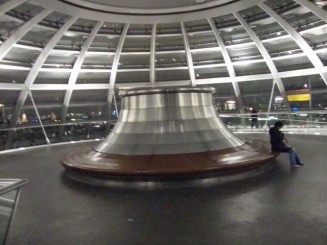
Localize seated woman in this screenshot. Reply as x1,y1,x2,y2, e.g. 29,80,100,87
269,121,304,168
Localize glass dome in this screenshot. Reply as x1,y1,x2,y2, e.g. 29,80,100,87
0,0,326,149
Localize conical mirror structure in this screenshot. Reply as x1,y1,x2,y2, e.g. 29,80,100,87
60,87,277,176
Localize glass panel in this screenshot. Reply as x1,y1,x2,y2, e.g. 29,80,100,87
116,71,150,83
155,35,184,51
4,47,40,64
188,33,218,49
263,37,302,56
227,43,262,61
0,90,20,126
184,19,211,32
156,69,189,82
192,50,223,65
83,53,115,66
273,55,314,72
70,90,107,103
119,54,150,68
194,66,229,79
122,37,151,52
234,61,270,76
155,52,187,68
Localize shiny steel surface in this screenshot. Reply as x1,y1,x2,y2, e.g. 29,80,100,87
94,87,244,155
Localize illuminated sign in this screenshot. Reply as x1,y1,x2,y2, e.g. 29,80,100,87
287,94,310,101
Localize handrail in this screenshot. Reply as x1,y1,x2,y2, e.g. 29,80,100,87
0,179,29,196
0,179,28,245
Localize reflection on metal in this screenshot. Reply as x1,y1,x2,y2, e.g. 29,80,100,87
61,87,277,176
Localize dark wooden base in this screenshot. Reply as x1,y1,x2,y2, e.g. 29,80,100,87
60,140,279,176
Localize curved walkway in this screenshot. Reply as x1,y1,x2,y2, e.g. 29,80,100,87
0,134,326,245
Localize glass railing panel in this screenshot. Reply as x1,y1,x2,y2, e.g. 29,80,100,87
0,112,327,151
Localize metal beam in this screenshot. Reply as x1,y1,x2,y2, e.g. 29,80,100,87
60,21,103,124
234,12,292,114
0,8,52,61
258,2,327,86
106,23,129,123
150,23,157,87
10,16,78,129
181,22,196,86
208,18,245,117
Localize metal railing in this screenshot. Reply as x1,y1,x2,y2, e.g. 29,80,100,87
0,179,28,245
0,111,327,152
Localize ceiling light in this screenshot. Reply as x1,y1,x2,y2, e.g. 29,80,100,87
315,1,327,6
64,32,75,37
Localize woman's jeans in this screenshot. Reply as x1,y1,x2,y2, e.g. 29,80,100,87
289,148,301,165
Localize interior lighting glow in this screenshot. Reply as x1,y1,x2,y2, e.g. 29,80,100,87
40,68,71,72
275,96,284,102
13,44,42,50
272,53,305,61
233,59,263,66
0,65,29,70
64,31,76,37
277,32,281,36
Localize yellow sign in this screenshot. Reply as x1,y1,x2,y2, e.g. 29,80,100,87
287,94,310,101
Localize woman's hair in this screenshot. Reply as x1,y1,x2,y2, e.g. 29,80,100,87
275,121,284,128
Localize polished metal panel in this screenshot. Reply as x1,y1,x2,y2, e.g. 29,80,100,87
93,87,245,155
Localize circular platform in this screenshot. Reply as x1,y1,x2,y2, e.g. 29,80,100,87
60,139,278,176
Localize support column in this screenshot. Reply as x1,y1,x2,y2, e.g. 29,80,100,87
181,22,196,86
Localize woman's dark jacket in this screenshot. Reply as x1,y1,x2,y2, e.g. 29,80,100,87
269,127,291,153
